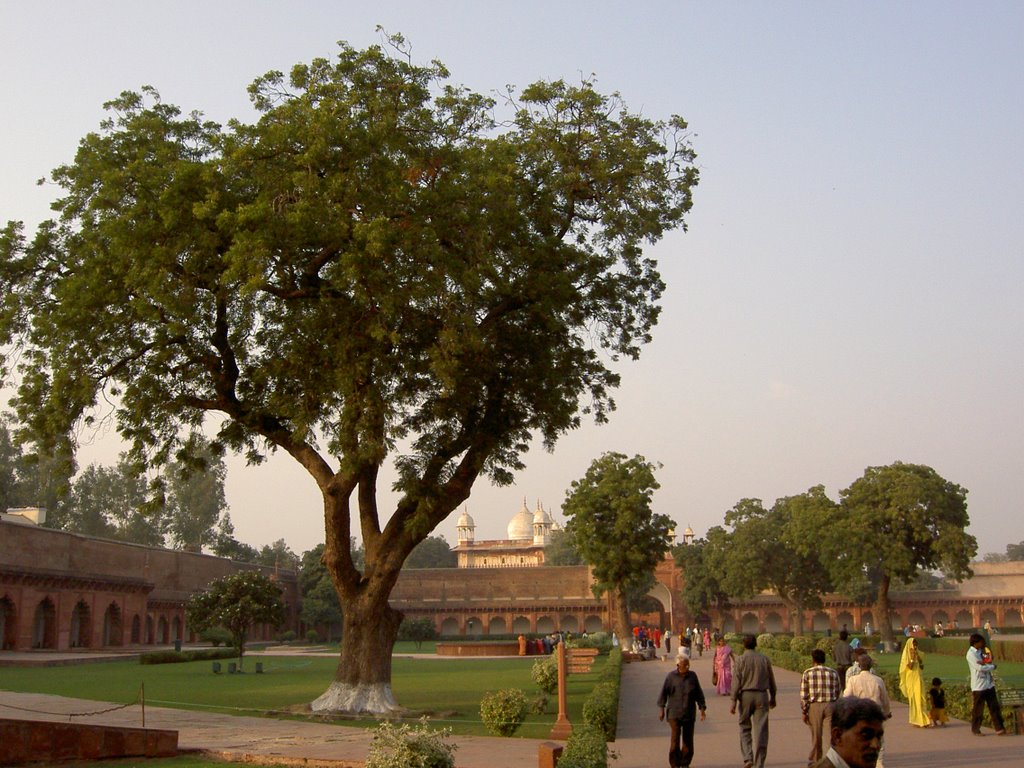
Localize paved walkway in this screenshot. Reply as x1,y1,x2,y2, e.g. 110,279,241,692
1,648,1020,767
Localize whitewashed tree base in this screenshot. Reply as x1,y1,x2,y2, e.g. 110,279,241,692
311,682,402,714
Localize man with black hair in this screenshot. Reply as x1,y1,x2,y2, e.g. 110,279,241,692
730,634,777,768
967,632,1006,735
801,648,842,764
658,655,707,767
832,629,853,686
812,697,886,768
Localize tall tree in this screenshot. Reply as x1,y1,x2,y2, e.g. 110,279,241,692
0,420,19,511
257,538,300,571
64,456,165,544
561,452,674,639
825,462,976,649
542,527,584,566
210,512,260,562
0,38,697,713
164,434,228,553
1005,541,1024,561
718,489,834,635
675,530,731,622
185,570,286,670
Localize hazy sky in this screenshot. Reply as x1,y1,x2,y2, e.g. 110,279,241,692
2,2,1021,559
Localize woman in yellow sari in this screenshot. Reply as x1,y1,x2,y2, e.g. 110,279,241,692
899,637,931,726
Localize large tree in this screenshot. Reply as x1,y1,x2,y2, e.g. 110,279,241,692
163,435,228,553
824,462,976,649
561,452,674,639
675,530,731,622
0,38,697,712
403,534,457,569
64,456,165,545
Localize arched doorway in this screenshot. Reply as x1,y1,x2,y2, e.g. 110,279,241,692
157,615,169,644
584,614,604,633
145,614,155,644
536,615,556,634
33,598,57,649
764,612,784,633
70,601,91,648
645,581,674,630
560,615,578,633
512,616,531,635
131,614,142,644
740,612,759,634
0,596,16,650
488,616,507,635
103,603,122,646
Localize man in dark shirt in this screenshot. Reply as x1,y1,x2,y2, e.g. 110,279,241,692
730,634,777,768
658,655,707,767
832,629,853,687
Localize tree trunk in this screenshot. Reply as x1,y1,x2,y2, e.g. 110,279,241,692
612,589,630,644
311,584,404,714
792,602,805,636
874,573,896,652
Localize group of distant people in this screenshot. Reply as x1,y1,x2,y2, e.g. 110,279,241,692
655,629,1008,768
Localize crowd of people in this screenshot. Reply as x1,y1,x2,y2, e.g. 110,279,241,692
655,629,1010,768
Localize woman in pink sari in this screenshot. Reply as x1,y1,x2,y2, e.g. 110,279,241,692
712,636,733,695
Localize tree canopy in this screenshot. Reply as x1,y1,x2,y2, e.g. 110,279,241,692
561,451,674,638
185,570,286,668
0,37,697,713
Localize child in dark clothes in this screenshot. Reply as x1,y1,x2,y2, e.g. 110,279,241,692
929,677,948,726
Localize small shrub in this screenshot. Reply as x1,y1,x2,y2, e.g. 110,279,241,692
531,694,550,714
756,633,775,649
364,720,456,768
532,657,559,695
305,629,321,644
790,635,815,656
583,680,619,740
140,647,236,665
199,626,232,647
815,636,835,654
279,630,297,643
773,635,792,652
479,688,528,737
569,632,613,654
557,724,610,768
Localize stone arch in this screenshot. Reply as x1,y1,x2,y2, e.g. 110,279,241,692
1003,609,1022,628
560,615,578,633
740,612,759,634
979,609,997,628
584,615,603,633
172,616,183,641
836,611,855,631
932,610,949,626
103,602,122,646
955,610,972,628
907,610,927,628
719,614,735,633
764,612,784,634
157,615,169,644
512,615,531,635
33,598,57,649
812,612,830,632
488,616,507,635
145,614,155,644
464,616,482,636
1,595,16,650
536,615,556,634
646,581,673,628
439,617,460,636
861,612,874,633
70,600,91,648
130,614,142,644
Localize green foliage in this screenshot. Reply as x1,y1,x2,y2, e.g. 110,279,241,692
582,680,619,741
543,528,585,566
815,636,835,654
398,617,439,649
532,657,559,695
0,37,697,703
278,630,297,643
756,633,775,649
185,571,286,664
571,631,613,654
364,720,456,768
789,635,816,656
530,694,550,714
199,626,232,647
563,452,673,635
557,724,610,768
210,513,260,563
479,688,528,737
675,533,730,618
773,635,792,652
404,535,457,569
163,435,227,553
65,456,165,545
305,629,321,644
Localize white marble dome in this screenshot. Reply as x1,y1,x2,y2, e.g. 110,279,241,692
507,500,534,540
456,509,475,528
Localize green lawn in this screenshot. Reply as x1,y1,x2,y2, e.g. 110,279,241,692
869,649,1024,687
0,653,603,738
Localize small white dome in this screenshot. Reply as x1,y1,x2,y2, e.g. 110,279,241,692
457,510,475,528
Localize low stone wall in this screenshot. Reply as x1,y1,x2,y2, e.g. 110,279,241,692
0,718,177,765
436,642,521,657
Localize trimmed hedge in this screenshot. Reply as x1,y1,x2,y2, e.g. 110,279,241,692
582,647,622,741
140,647,238,665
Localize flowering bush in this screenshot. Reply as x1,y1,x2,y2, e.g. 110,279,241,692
364,720,456,768
479,688,528,737
532,657,559,695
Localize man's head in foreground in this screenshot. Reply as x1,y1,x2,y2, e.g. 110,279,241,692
830,697,885,768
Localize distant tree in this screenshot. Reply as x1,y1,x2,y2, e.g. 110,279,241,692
403,535,457,568
257,538,300,571
675,531,731,620
398,617,439,650
0,420,19,511
1005,542,1024,561
64,456,165,545
562,452,674,640
982,552,1009,563
0,421,75,527
299,543,343,641
542,528,584,566
164,435,228,553
185,570,286,669
823,462,976,650
210,513,260,562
